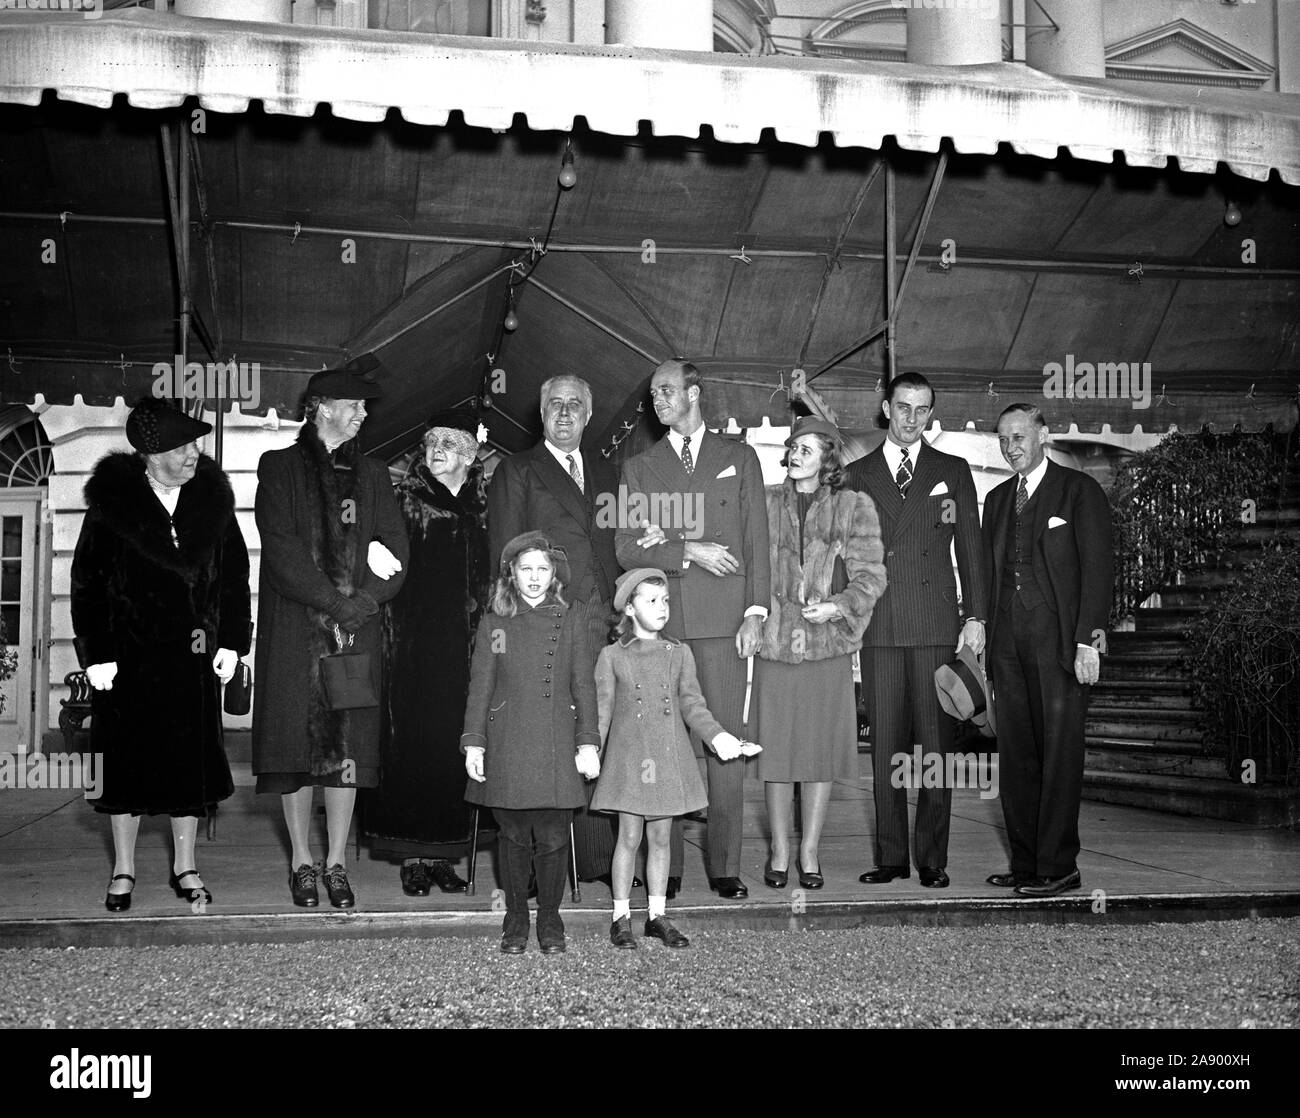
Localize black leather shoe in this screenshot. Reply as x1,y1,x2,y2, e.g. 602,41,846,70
400,862,432,897
797,860,824,889
289,863,319,907
919,867,950,888
987,871,1035,888
169,869,212,906
537,917,566,955
665,876,679,900
321,863,356,908
500,930,528,954
708,876,748,899
764,865,788,889
859,865,910,884
609,916,638,949
1015,869,1082,897
105,873,134,913
644,915,690,948
426,860,468,894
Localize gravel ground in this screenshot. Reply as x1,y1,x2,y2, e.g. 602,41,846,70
2,919,1296,1029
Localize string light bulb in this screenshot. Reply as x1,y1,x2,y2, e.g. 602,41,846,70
503,288,519,332
558,143,577,190
1224,200,1242,227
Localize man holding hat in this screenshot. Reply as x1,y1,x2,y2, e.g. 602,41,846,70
252,355,409,908
845,372,987,889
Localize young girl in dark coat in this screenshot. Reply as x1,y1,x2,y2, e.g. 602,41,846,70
461,531,601,954
591,568,754,950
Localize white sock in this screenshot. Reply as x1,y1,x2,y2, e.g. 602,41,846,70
612,899,631,921
648,895,666,920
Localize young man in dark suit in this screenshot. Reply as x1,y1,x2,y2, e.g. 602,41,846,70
845,372,986,889
615,359,771,899
486,374,622,882
983,403,1113,897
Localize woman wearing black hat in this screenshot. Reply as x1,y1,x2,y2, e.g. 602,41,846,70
252,362,409,908
756,416,887,889
71,397,251,912
360,408,490,896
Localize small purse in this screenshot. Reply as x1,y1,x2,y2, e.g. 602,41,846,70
224,659,253,716
319,625,379,710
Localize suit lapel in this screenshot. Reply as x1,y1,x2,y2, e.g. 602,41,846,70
1030,460,1063,541
863,449,903,530
530,443,590,526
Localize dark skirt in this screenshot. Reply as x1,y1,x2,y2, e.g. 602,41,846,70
755,654,857,783
256,766,379,795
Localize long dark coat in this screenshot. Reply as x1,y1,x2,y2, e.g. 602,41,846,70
70,452,251,815
251,424,408,783
361,460,490,848
460,599,600,810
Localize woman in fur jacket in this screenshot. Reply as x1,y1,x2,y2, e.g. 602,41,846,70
756,416,887,891
71,398,251,913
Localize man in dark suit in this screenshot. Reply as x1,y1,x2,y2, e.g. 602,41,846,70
615,359,770,899
983,403,1112,897
845,372,986,889
487,374,622,882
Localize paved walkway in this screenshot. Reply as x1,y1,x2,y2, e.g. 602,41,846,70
2,752,1297,946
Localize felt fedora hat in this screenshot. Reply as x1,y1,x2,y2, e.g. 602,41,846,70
934,644,996,737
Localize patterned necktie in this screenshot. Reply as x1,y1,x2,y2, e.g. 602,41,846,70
895,448,912,498
566,453,582,491
680,436,694,476
1015,475,1028,518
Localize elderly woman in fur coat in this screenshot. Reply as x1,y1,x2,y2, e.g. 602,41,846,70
71,398,251,913
252,362,409,909
756,416,887,890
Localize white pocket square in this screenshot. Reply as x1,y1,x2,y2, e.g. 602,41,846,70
715,465,737,479
928,481,949,497
1048,516,1068,529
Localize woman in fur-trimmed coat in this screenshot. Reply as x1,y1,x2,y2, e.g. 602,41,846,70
756,416,887,887
252,382,408,908
71,399,251,912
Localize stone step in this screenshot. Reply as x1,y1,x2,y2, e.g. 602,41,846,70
1101,659,1192,682
1088,703,1201,725
1082,769,1300,826
1085,716,1205,744
1089,684,1195,711
1131,608,1201,634
1084,746,1226,780
1153,587,1223,609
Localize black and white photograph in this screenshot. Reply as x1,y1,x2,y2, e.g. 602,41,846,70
0,0,1295,1074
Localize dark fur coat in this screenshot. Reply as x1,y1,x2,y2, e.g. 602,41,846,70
70,452,251,815
361,459,490,849
251,424,408,783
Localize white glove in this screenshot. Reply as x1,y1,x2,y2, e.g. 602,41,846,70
465,746,486,783
367,541,403,581
711,731,743,762
212,648,238,684
86,662,117,691
575,745,601,780
739,739,763,757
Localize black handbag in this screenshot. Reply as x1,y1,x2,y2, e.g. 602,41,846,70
224,659,253,716
319,625,379,710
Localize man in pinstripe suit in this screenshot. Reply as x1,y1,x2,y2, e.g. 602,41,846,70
615,359,771,898
845,373,987,888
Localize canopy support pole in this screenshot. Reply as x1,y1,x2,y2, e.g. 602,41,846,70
187,127,226,464
160,120,204,454
523,277,661,364
808,148,947,385
885,158,898,392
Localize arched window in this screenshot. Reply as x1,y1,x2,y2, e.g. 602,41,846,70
0,406,53,488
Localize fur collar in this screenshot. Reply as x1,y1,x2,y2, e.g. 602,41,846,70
83,452,234,581
295,422,358,597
